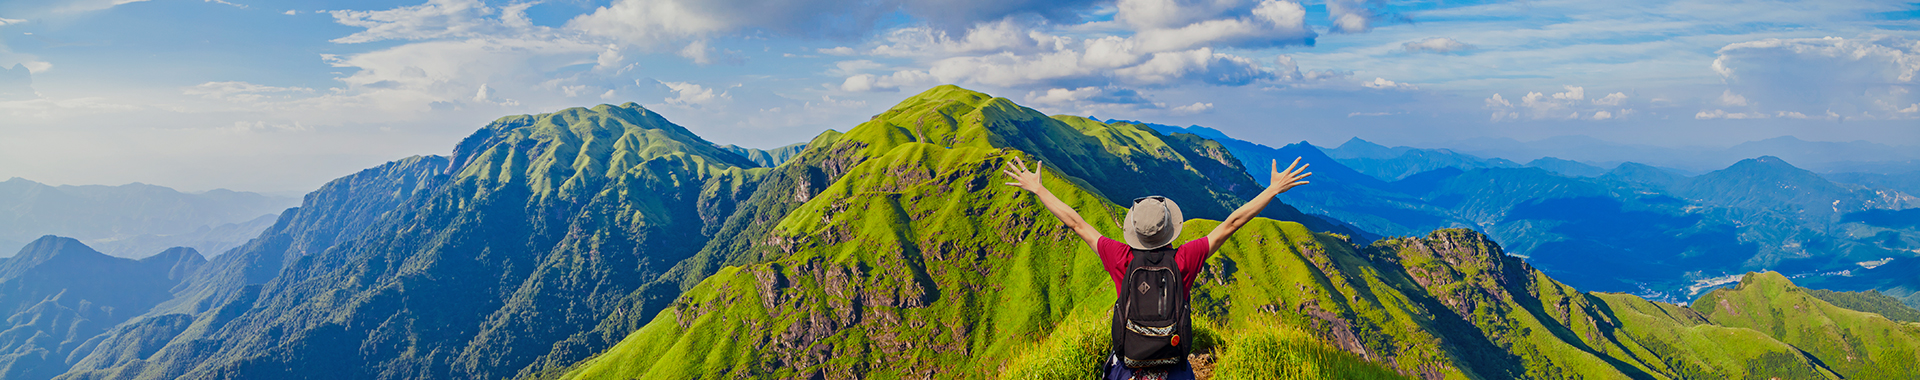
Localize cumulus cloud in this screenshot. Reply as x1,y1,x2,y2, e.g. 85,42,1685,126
662,81,727,107
1592,92,1628,106
329,0,527,44
567,0,1106,46
1361,77,1415,90
1711,35,1919,119
1171,102,1213,114
1022,86,1220,115
1326,0,1393,33
841,70,934,92
1486,85,1633,121
1402,37,1473,54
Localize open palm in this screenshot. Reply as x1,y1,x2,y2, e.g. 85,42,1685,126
1271,157,1313,194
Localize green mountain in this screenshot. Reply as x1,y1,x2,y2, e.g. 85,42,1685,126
0,178,297,258
18,85,1920,380
0,237,205,380
1694,272,1920,379
550,88,1883,379
720,142,809,167
56,103,769,380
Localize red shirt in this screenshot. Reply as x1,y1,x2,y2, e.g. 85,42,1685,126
1097,237,1211,297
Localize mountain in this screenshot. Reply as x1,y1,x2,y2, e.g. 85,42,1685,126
56,103,769,380
1316,138,1521,181
1525,157,1609,177
1439,135,1920,176
1142,127,1920,305
1824,170,1920,197
0,63,32,101
719,142,808,167
0,237,205,380
1694,272,1920,379
19,85,1920,379
0,178,297,258
1804,288,1920,323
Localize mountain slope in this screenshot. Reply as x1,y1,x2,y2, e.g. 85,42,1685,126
1694,272,1920,379
720,142,808,167
551,88,1849,380
518,85,1350,378
0,237,204,380
57,103,769,380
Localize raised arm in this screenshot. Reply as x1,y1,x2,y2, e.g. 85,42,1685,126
1206,157,1313,254
1003,156,1104,253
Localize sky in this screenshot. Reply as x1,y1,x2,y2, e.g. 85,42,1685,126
0,0,1915,193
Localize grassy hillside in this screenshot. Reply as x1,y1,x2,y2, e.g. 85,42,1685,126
552,88,1867,380
1694,272,1920,379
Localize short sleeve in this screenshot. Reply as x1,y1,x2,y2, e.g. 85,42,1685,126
1175,237,1212,290
1096,237,1132,296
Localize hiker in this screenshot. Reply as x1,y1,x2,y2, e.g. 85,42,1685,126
1003,155,1313,380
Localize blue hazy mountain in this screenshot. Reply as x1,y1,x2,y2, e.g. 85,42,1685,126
1321,138,1522,180
0,236,205,380
1442,135,1920,175
10,89,1920,379
1524,157,1610,177
0,178,297,258
1153,125,1920,305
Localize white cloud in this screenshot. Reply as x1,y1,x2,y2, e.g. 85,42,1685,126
566,0,1105,47
0,18,26,25
1171,102,1213,114
183,81,314,103
1717,89,1748,106
840,70,934,92
1403,37,1473,54
1112,48,1272,86
329,0,515,44
1486,85,1633,121
819,46,857,55
1694,109,1768,119
662,81,727,107
678,39,740,65
1712,35,1919,119
202,0,246,9
1593,92,1628,106
1117,0,1314,53
1326,0,1391,33
283,10,296,15
1362,77,1415,90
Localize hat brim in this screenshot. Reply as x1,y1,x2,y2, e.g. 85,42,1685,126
1122,199,1184,250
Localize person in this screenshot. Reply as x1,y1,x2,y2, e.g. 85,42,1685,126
1002,155,1313,380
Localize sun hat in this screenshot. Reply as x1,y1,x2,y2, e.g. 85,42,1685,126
1122,196,1183,250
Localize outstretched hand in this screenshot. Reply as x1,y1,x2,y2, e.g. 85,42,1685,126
1269,157,1313,194
1002,156,1045,193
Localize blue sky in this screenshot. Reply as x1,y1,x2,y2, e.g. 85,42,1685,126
0,0,1915,192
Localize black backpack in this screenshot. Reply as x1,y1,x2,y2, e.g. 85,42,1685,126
1111,246,1192,368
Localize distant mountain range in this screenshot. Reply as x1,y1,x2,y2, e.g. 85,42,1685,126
1433,134,1920,175
1150,124,1920,306
0,178,298,258
6,85,1919,379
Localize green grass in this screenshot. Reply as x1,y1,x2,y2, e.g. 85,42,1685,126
1694,272,1920,380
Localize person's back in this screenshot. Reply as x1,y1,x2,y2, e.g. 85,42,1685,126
1003,156,1313,379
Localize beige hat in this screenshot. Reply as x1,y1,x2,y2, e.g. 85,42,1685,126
1123,196,1183,250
